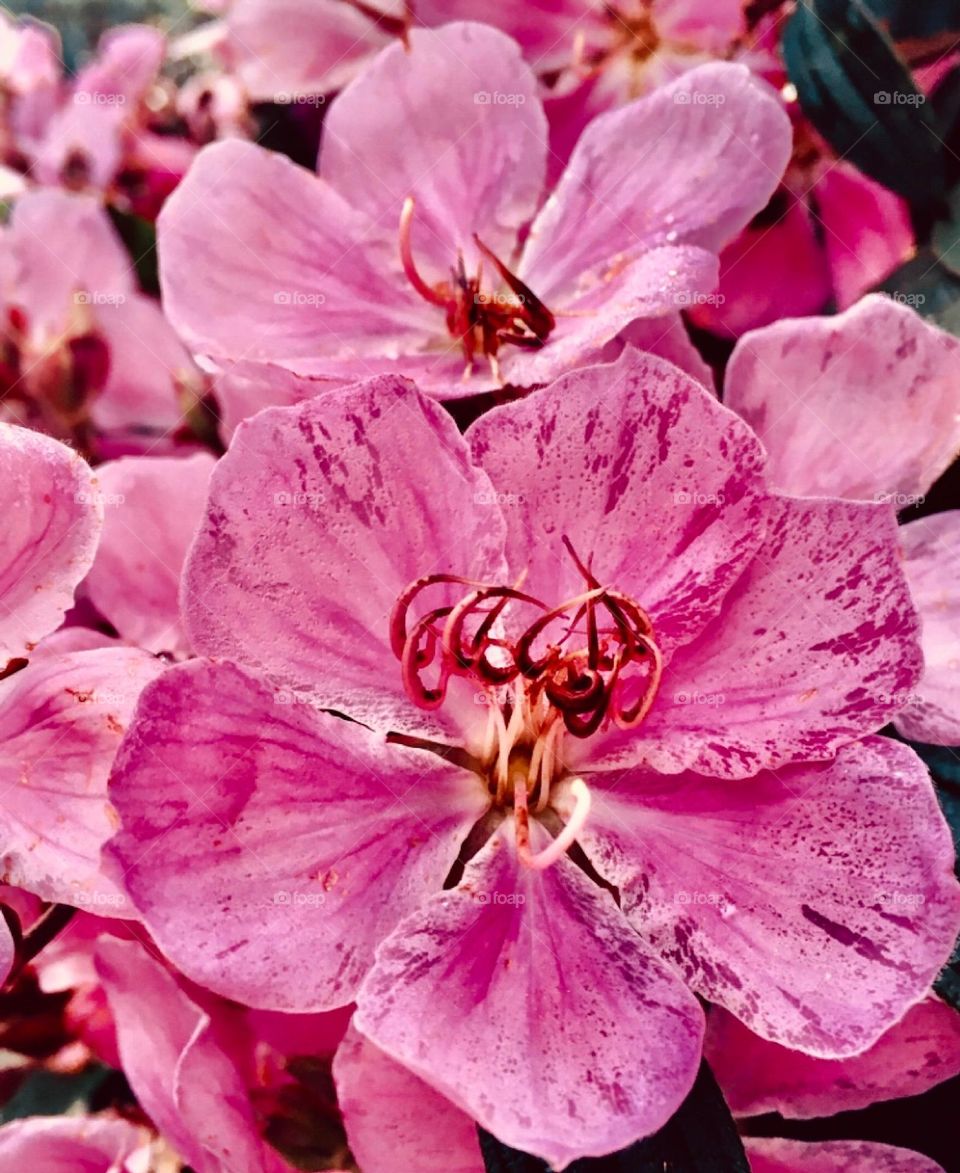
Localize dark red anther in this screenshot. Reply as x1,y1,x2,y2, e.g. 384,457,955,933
472,235,556,343
389,573,479,660
443,585,543,681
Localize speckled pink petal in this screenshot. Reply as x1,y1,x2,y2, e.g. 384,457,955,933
607,495,922,777
894,512,960,744
726,294,960,502
354,822,705,1169
83,453,215,657
6,189,133,338
158,140,432,373
96,936,280,1173
182,376,507,737
105,660,487,1011
0,1116,148,1172
0,646,164,914
467,348,769,651
745,1137,945,1173
519,63,791,305
335,1025,484,1173
322,23,546,275
0,425,102,670
706,998,960,1119
569,737,960,1057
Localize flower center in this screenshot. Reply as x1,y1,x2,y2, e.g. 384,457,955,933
398,196,555,383
390,537,662,826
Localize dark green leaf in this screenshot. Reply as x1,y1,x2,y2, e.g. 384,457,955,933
782,0,946,207
478,1061,748,1173
0,1064,112,1124
106,207,159,296
863,0,960,41
875,249,960,334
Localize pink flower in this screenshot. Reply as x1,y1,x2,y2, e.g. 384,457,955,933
0,188,205,456
159,23,790,401
724,293,960,744
105,351,959,1165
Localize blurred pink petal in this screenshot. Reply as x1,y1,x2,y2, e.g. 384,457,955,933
0,424,101,669
0,1116,148,1172
83,452,215,656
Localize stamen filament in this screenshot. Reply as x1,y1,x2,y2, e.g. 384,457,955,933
516,776,591,870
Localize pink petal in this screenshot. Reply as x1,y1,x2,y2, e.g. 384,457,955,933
354,823,704,1169
571,736,960,1057
816,162,914,310
32,101,125,193
519,63,791,304
0,1116,147,1172
726,294,960,503
96,936,278,1173
745,1137,945,1173
76,24,165,102
612,495,922,777
334,1025,484,1173
685,196,832,338
706,998,960,1119
158,139,431,373
0,646,164,913
92,295,201,438
182,375,507,737
224,0,392,99
105,659,487,1010
0,916,12,985
895,511,960,745
467,348,769,651
604,313,715,391
503,245,720,388
0,425,101,669
321,23,547,275
6,189,133,337
415,1,584,69
658,0,746,44
83,453,216,656
212,360,350,440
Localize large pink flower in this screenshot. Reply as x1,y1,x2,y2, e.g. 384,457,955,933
159,22,790,401
104,352,958,1165
724,293,960,744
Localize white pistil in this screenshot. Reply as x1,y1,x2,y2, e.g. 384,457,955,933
515,776,592,870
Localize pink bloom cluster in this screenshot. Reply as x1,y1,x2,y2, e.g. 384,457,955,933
0,4,958,1172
